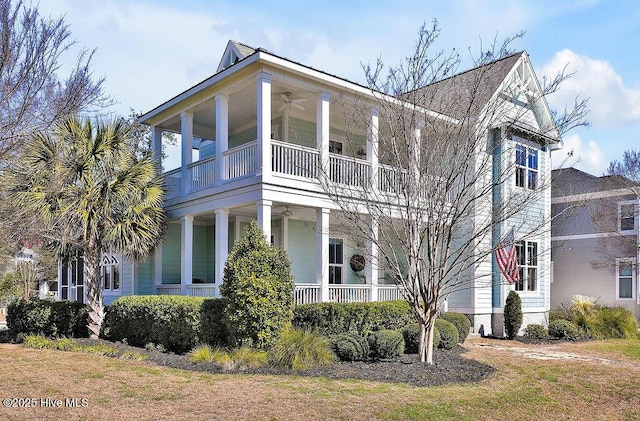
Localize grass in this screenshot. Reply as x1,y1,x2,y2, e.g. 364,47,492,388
0,338,639,420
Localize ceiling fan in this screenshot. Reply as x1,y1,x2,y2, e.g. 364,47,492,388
279,92,306,111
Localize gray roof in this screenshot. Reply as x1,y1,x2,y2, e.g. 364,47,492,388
407,52,523,119
552,167,634,197
231,40,258,59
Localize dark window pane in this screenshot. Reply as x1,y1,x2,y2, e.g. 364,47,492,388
619,278,633,299
528,149,538,169
516,145,526,166
113,266,120,290
528,171,537,190
527,242,537,266
516,167,525,188
528,268,537,291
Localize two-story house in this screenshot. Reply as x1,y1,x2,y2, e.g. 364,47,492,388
58,40,561,335
551,167,640,319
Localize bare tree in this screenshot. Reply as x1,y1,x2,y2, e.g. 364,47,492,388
122,109,177,161
0,0,110,162
317,21,587,363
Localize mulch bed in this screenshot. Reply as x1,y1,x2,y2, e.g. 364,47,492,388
73,338,495,388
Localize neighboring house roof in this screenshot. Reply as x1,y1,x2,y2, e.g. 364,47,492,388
552,167,637,198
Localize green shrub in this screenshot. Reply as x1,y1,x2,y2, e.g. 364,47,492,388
292,300,412,336
549,306,576,323
367,329,405,359
523,324,548,339
22,334,52,349
188,344,218,363
548,319,581,340
434,318,459,349
590,306,639,339
199,298,228,347
402,323,421,354
105,295,205,353
330,333,370,361
53,338,81,351
504,290,523,339
221,220,294,349
269,327,336,370
439,312,472,342
83,344,118,357
230,346,268,369
7,298,88,338
402,323,442,353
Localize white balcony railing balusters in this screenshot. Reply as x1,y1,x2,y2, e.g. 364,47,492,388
272,140,319,178
164,169,182,199
224,141,257,179
188,156,215,191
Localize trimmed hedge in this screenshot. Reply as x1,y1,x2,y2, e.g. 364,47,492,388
523,324,548,339
104,295,227,353
434,318,459,349
439,312,472,342
330,333,370,361
504,290,523,339
548,319,581,340
402,323,440,353
368,329,405,359
7,298,88,338
292,300,412,336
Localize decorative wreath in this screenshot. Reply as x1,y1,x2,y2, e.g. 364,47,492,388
349,254,366,272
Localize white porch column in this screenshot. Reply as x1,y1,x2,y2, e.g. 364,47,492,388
317,91,330,179
151,126,163,171
154,244,163,291
257,199,272,243
256,72,272,180
367,107,379,192
215,94,229,184
367,217,380,302
317,208,330,302
181,111,194,194
215,208,229,297
181,215,194,295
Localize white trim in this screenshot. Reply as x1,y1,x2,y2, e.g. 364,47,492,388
552,188,636,204
616,258,636,300
551,232,635,241
617,200,637,234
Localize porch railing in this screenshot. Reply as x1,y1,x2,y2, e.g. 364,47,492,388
156,284,182,295
329,284,370,303
272,140,319,179
378,164,408,194
224,141,257,179
188,156,215,191
294,284,321,305
378,285,404,301
187,284,217,297
329,154,370,187
164,169,182,199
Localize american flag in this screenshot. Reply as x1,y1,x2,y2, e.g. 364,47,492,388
495,227,519,284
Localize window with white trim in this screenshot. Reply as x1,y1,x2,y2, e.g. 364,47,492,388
329,238,343,284
618,202,636,232
101,253,121,292
515,240,537,292
617,260,635,299
515,144,538,189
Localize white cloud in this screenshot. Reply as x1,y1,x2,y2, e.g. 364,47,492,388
540,49,640,127
552,133,608,176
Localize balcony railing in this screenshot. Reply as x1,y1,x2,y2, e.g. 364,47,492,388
188,156,215,191
163,138,453,204
156,284,182,295
272,140,319,178
224,141,257,179
294,284,321,305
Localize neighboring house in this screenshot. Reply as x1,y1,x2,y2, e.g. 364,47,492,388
551,167,640,319
59,40,560,335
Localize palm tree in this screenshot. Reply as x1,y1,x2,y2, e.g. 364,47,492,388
6,116,165,338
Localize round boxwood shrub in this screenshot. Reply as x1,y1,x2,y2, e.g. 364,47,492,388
439,312,472,342
523,323,548,339
402,323,441,353
548,319,581,340
220,220,294,349
330,333,370,361
434,318,459,350
368,329,405,359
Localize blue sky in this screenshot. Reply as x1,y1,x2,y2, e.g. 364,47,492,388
39,0,640,175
